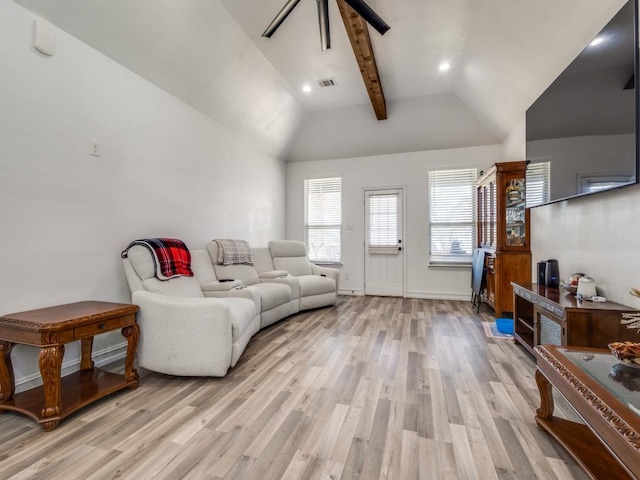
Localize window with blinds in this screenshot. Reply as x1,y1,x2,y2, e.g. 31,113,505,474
304,177,342,263
368,192,399,254
428,168,477,263
526,161,550,207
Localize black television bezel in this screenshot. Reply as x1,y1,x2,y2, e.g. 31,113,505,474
525,0,640,207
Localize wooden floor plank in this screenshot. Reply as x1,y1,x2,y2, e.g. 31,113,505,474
0,296,588,479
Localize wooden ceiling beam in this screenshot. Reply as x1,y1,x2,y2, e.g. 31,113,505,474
336,0,387,120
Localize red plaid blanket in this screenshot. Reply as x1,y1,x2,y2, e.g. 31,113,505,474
122,238,193,279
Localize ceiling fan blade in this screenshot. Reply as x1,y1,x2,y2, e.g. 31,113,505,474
342,0,390,35
262,0,303,38
317,0,331,50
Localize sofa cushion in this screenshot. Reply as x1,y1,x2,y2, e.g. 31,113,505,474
255,283,293,311
141,277,205,298
298,275,336,297
269,240,307,258
190,249,218,285
272,257,313,277
213,264,260,286
130,244,204,298
207,241,260,285
127,245,157,280
251,247,275,273
268,240,313,276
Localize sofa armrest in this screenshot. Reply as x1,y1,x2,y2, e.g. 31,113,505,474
201,280,243,292
202,284,261,313
259,270,289,279
311,264,340,292
131,290,233,376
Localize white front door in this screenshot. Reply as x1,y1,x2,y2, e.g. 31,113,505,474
364,189,404,297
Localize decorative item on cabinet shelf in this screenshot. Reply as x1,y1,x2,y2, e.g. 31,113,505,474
506,179,524,203
621,287,640,332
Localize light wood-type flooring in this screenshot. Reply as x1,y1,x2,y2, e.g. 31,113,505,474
0,296,588,479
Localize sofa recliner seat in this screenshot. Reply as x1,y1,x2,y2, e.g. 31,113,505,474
199,241,299,328
267,240,339,310
122,245,260,376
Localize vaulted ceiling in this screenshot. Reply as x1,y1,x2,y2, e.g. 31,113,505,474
13,0,628,161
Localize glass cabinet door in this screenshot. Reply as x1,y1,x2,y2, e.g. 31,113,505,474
505,177,526,247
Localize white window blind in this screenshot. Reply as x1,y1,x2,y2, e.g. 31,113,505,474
368,192,400,255
304,177,342,263
368,193,398,247
428,168,477,263
526,161,550,207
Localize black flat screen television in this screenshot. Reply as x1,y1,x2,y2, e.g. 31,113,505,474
525,0,639,207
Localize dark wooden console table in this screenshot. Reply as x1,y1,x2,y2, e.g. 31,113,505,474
0,301,139,431
512,282,639,356
535,345,640,479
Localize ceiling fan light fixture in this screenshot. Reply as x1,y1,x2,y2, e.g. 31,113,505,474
317,0,331,50
262,0,303,38
342,0,390,35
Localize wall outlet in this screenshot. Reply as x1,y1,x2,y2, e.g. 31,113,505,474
344,273,350,280
90,141,101,157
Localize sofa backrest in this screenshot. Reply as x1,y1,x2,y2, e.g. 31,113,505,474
268,240,313,276
124,245,204,298
251,247,275,274
190,249,218,286
206,241,260,286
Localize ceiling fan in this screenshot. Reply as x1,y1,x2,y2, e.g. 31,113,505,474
262,0,391,120
262,0,390,51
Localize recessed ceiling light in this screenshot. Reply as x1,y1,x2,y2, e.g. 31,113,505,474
302,85,312,93
439,63,451,72
590,37,604,47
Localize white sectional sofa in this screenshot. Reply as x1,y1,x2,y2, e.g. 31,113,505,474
122,239,339,377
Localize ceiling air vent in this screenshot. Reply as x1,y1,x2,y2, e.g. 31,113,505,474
317,78,337,88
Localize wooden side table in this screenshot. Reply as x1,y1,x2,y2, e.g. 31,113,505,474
534,345,640,479
0,301,139,431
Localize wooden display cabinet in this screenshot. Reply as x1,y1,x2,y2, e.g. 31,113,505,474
476,161,531,317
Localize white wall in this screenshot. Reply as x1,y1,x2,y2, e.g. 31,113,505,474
1,0,285,389
286,145,502,299
530,184,640,309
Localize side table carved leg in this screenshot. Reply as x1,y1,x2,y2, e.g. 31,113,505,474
122,324,139,388
535,368,554,421
0,340,15,403
39,344,64,431
80,337,95,370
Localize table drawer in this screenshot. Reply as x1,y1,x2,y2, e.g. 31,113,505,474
74,316,125,339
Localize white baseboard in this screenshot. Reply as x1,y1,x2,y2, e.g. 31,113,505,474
15,342,128,393
404,291,472,301
339,289,471,300
339,288,364,296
